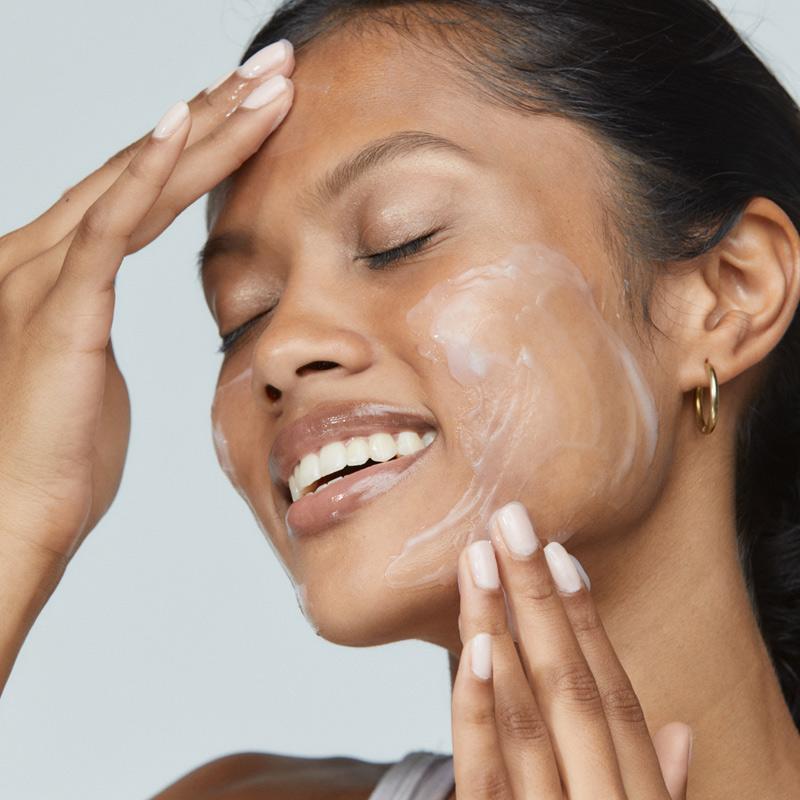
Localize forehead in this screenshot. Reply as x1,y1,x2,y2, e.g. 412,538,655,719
213,24,611,244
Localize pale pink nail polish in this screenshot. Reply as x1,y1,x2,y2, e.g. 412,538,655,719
467,541,500,590
152,100,189,140
492,501,540,558
236,40,292,79
470,633,492,680
544,542,583,593
240,75,290,110
570,553,591,591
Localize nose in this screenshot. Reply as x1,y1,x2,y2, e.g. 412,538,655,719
252,303,374,407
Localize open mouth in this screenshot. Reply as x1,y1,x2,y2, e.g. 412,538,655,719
286,430,437,504
302,458,397,496
282,430,438,537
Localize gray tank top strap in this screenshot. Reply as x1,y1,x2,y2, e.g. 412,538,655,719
368,751,454,800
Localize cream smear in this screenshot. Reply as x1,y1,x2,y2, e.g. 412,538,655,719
384,242,659,587
211,366,253,495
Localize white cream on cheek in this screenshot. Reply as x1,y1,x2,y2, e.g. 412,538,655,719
211,366,253,495
211,365,321,633
383,241,659,588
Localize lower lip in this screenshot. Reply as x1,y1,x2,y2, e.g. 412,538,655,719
284,444,434,538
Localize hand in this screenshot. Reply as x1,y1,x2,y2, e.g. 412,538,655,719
0,42,295,565
452,501,692,799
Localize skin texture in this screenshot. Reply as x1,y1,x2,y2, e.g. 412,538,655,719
1,18,799,800
206,30,674,645
198,24,800,799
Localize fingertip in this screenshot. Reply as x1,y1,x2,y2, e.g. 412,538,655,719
570,552,592,591
653,721,693,799
152,100,190,140
470,632,493,681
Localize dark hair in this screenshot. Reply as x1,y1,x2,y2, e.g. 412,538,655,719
216,0,800,727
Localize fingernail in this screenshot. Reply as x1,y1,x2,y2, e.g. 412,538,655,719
544,542,583,594
492,501,539,559
570,554,591,591
237,39,292,79
467,541,500,590
240,75,291,110
152,100,189,140
205,68,235,94
470,633,492,680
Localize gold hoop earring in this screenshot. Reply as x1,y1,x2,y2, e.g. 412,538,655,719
694,359,719,435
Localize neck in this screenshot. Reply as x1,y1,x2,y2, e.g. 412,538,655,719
445,434,800,798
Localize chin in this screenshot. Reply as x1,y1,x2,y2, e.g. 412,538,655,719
294,561,460,649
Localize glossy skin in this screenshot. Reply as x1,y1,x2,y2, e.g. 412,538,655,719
206,30,671,647
1,18,800,800
200,25,800,800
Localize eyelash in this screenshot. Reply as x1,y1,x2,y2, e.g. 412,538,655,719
217,229,440,355
362,228,439,270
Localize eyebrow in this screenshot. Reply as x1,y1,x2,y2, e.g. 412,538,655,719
197,130,473,281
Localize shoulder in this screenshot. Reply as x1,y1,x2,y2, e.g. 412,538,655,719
152,751,395,800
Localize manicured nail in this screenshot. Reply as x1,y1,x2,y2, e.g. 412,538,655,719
492,501,539,558
205,68,235,94
236,39,292,79
240,75,291,109
467,541,500,590
570,554,591,591
470,633,492,680
152,100,189,140
544,542,583,594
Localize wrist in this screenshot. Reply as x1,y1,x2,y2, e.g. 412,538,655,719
0,534,68,696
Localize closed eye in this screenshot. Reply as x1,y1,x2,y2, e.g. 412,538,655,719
363,228,441,270
217,228,442,355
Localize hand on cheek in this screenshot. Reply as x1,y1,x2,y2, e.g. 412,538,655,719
452,501,692,800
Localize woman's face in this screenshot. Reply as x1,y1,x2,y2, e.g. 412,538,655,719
202,27,676,648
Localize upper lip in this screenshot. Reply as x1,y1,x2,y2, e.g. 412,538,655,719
269,400,438,488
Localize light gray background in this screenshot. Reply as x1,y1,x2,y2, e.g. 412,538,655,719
0,1,797,797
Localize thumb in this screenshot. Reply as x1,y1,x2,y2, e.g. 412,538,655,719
653,721,693,800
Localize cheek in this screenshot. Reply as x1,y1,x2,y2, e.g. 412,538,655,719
384,242,661,587
211,366,253,493
211,366,297,580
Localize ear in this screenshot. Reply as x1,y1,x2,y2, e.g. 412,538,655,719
660,198,800,394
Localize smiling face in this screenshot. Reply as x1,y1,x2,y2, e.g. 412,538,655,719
202,25,677,648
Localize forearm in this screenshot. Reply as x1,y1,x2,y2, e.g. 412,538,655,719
0,537,66,697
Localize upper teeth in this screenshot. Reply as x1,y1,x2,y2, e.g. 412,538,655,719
288,429,437,502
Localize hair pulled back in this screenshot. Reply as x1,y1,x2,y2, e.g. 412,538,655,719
214,0,800,727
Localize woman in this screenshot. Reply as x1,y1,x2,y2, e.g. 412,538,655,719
1,0,799,797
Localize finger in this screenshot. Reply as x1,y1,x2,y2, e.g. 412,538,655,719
553,544,674,798
39,101,192,348
653,723,692,800
458,543,562,798
488,502,625,800
4,70,294,310
2,40,294,268
125,74,294,253
452,628,513,800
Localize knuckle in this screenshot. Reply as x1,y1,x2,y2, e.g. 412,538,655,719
0,266,36,321
601,683,646,724
126,152,166,191
568,596,603,635
454,699,497,730
471,769,510,800
80,202,116,241
495,702,549,743
516,575,556,604
547,661,603,711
